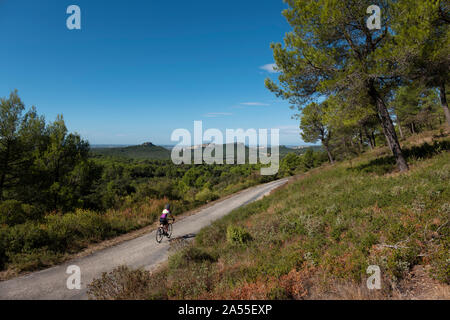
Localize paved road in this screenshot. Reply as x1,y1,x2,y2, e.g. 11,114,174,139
0,178,288,300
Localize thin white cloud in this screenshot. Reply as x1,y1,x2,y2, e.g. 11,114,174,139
240,102,270,106
259,63,278,73
203,112,233,118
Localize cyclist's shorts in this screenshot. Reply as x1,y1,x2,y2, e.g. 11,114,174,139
160,217,168,225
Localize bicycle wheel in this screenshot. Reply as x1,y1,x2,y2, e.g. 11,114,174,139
156,227,164,243
166,223,173,238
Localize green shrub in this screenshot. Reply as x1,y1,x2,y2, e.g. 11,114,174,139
195,188,218,203
226,225,252,245
9,248,61,272
267,286,289,300
169,246,217,269
7,222,50,253
386,247,420,281
0,227,8,269
0,200,38,226
429,239,450,284
183,246,217,263
195,220,227,247
45,210,113,252
280,153,303,176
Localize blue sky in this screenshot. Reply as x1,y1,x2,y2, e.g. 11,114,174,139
0,0,309,145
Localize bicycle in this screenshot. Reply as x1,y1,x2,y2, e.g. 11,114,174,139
156,218,174,243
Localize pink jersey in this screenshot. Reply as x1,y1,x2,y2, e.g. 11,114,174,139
160,209,170,219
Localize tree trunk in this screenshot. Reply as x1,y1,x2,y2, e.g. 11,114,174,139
396,113,404,140
371,131,376,147
439,82,450,127
341,136,348,157
398,123,404,139
369,84,409,172
363,127,373,149
358,129,364,152
386,134,392,149
322,141,334,164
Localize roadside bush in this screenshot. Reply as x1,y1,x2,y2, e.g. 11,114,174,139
195,188,218,203
0,200,38,226
0,227,8,269
169,246,217,269
45,210,114,252
9,248,61,272
183,246,217,263
1,223,56,270
87,265,167,300
195,220,228,247
7,221,50,254
226,225,252,245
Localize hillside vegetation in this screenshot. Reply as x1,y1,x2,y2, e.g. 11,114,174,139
91,143,171,160
88,129,450,300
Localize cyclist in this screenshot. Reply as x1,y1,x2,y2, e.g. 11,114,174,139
159,204,174,235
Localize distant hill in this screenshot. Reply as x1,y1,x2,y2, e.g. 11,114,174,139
90,142,171,160
278,145,322,157
180,144,322,162
90,142,323,161
91,144,132,149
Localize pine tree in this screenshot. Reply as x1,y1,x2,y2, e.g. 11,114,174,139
299,101,334,164
266,0,410,171
391,0,450,126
